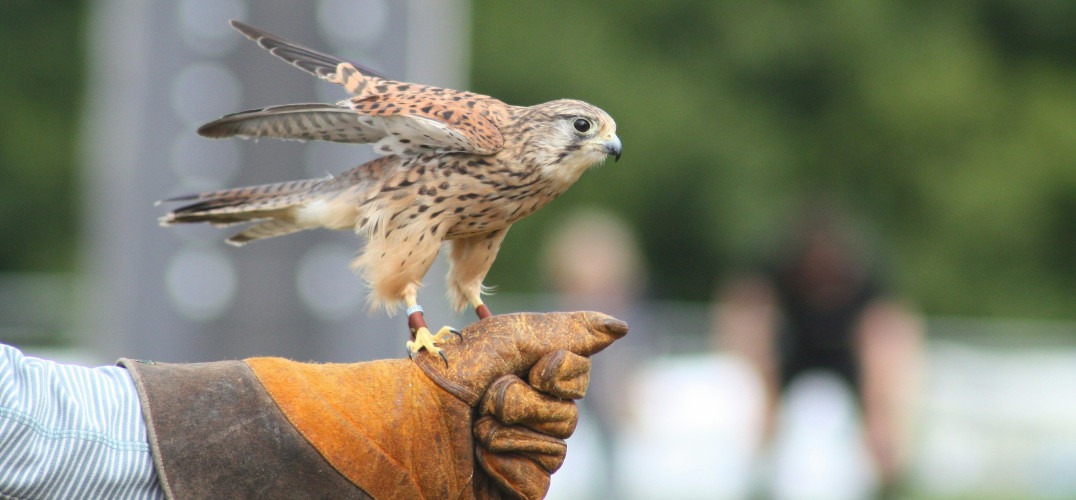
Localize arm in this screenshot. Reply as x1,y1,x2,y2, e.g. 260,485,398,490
855,299,924,485
712,275,781,439
0,344,163,499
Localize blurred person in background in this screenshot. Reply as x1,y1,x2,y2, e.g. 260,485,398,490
542,207,652,498
714,204,924,499
544,207,648,318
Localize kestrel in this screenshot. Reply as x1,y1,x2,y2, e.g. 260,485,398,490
160,21,621,358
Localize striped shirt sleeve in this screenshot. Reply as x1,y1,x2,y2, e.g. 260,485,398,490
0,344,164,499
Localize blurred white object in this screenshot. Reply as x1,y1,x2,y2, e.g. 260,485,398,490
912,341,1076,498
546,409,607,500
768,371,877,500
615,354,764,500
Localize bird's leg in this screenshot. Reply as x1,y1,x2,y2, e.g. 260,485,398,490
448,228,508,322
476,304,492,320
472,296,492,320
403,296,459,364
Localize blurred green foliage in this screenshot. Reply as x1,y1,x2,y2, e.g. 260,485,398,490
2,1,1073,320
472,0,1076,319
0,0,83,272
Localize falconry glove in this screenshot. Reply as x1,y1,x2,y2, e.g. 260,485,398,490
121,311,627,499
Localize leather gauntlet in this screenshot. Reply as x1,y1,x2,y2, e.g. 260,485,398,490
123,312,626,500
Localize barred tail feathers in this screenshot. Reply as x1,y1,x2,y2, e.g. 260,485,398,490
225,219,306,246
159,178,327,245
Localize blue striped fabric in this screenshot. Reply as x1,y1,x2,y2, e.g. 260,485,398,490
0,344,164,499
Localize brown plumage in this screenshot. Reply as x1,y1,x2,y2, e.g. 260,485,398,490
160,21,622,356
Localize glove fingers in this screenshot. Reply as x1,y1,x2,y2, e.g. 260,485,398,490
528,350,591,400
480,374,578,438
474,416,567,461
415,312,627,406
475,446,551,500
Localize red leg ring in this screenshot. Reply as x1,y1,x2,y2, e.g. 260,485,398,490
408,311,428,340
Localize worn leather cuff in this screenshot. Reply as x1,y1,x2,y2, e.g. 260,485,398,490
245,357,477,500
119,358,372,500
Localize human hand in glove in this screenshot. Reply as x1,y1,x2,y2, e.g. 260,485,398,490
246,311,627,499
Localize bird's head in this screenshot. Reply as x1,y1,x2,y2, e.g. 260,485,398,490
522,99,621,186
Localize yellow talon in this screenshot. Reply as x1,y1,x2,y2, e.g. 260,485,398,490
406,326,460,363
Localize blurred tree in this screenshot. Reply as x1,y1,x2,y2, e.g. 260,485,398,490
0,0,83,272
472,0,1076,320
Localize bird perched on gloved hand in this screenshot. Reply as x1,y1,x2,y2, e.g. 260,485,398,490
159,21,622,360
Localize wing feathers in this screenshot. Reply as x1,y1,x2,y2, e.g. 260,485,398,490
197,103,386,143
230,20,388,83
219,22,506,156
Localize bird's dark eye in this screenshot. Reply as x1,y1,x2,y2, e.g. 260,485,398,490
573,118,591,133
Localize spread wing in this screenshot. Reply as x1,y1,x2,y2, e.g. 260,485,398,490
229,20,386,95
198,21,506,157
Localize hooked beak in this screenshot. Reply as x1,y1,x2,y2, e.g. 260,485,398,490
602,136,622,162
